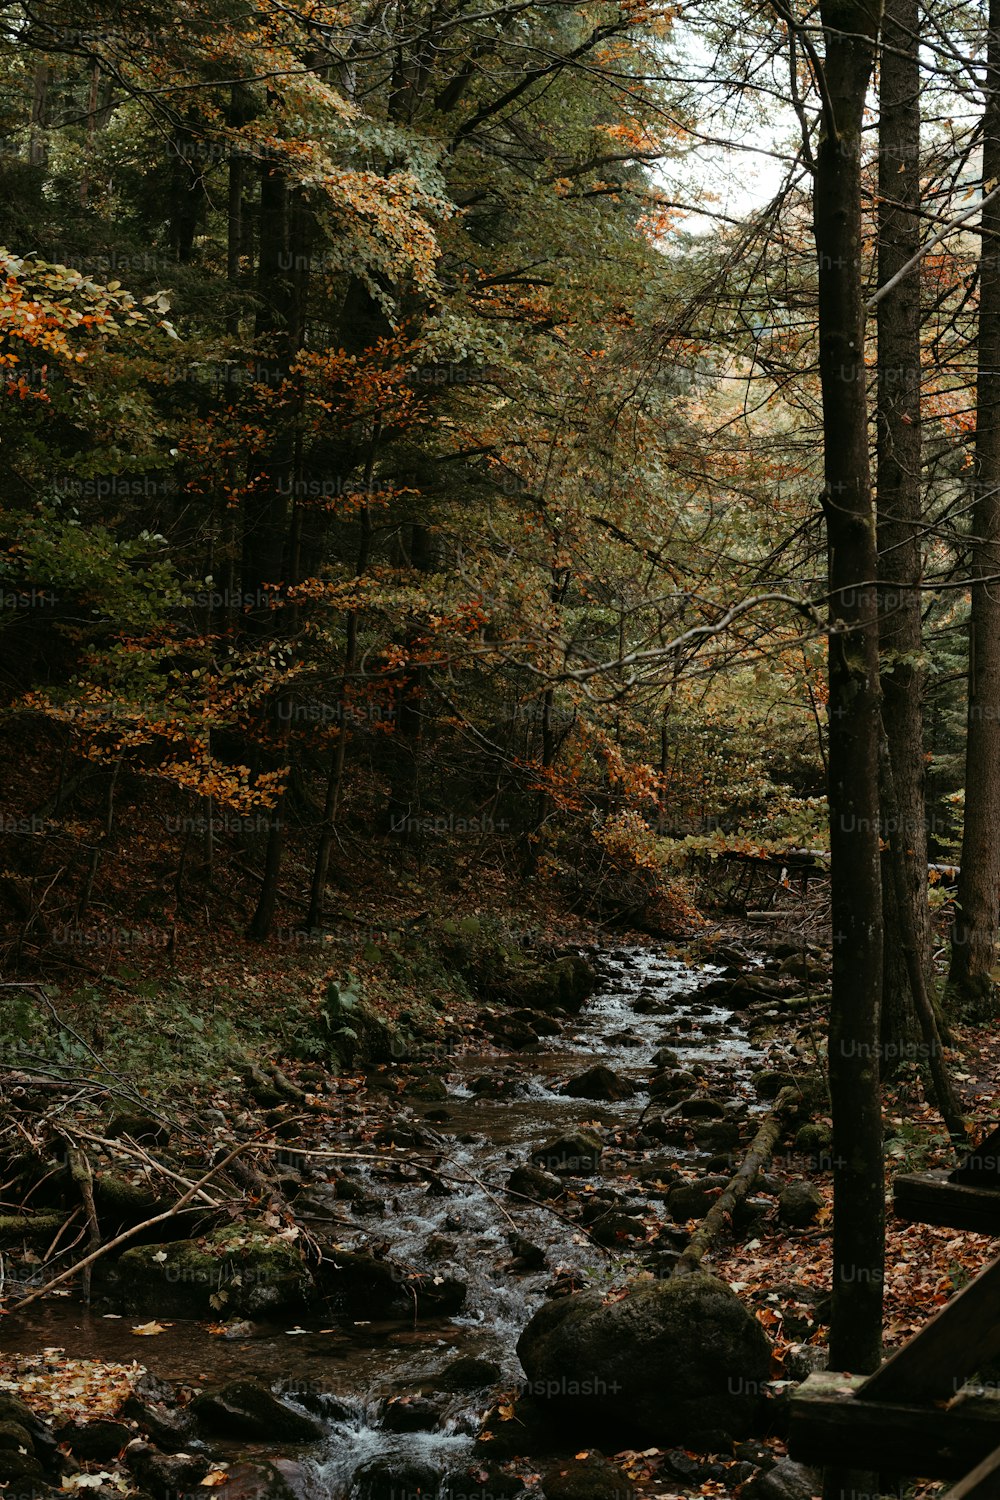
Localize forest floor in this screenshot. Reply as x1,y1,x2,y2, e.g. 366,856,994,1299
0,850,996,1500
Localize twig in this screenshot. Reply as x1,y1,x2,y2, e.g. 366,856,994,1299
63,1140,100,1304
68,1127,228,1208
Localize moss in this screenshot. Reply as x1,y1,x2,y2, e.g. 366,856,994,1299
116,1225,310,1319
93,1173,162,1214
0,1212,65,1242
0,1422,33,1453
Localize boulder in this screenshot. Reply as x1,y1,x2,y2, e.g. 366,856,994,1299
442,1465,526,1500
121,1395,196,1452
693,1120,741,1152
794,1123,833,1167
777,955,827,983
509,1233,547,1269
483,1015,539,1050
741,1457,822,1500
404,1075,449,1101
522,955,597,1014
668,1177,729,1221
508,1165,563,1200
433,1356,502,1393
754,1071,797,1100
779,1183,824,1228
562,1066,634,1103
634,1158,680,1191
350,1458,439,1500
542,1452,637,1499
125,1441,211,1500
207,1461,301,1500
55,1419,131,1461
531,1131,603,1175
632,995,671,1015
516,1272,771,1446
513,1008,563,1037
648,1071,697,1099
190,1380,323,1442
115,1229,309,1319
678,1096,726,1119
0,1452,46,1499
0,1422,33,1454
107,1112,170,1147
590,1212,646,1246
381,1395,445,1432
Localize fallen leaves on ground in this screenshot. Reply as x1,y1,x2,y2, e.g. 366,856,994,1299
0,1350,143,1419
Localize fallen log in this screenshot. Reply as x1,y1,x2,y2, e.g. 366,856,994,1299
672,1085,803,1277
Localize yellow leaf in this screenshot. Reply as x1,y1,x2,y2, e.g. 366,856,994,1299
131,1321,169,1336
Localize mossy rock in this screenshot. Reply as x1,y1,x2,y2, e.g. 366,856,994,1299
754,1071,796,1100
0,1213,65,1243
794,1123,833,1167
0,1398,40,1434
94,1173,164,1218
404,1074,449,1101
542,1452,637,1499
107,1113,170,1147
0,1452,45,1496
520,955,597,1014
0,1422,33,1454
191,1380,322,1441
779,1182,824,1228
516,1272,771,1447
115,1227,310,1319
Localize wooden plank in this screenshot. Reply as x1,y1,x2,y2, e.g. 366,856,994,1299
859,1253,1000,1402
951,1126,1000,1186
894,1170,1000,1235
939,1443,1000,1498
790,1371,1000,1478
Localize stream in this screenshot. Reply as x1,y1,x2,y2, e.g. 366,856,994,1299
4,945,770,1498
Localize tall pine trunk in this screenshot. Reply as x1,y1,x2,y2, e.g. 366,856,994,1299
812,16,885,1493
949,0,1000,1007
876,0,928,1066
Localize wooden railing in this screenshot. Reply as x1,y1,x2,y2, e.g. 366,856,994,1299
790,1131,1000,1493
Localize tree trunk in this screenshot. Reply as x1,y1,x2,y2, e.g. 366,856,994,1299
29,63,48,167
246,166,310,941
876,0,928,1070
226,126,244,337
812,0,885,1416
307,502,374,928
949,0,1000,1009
879,734,968,1142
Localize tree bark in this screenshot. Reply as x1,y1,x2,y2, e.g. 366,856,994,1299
812,0,885,1401
876,0,928,1069
246,167,310,941
879,734,968,1142
307,501,374,928
949,0,1000,1008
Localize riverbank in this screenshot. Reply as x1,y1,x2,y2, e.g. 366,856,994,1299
0,905,987,1500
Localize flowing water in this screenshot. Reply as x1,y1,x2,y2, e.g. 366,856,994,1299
4,946,764,1497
